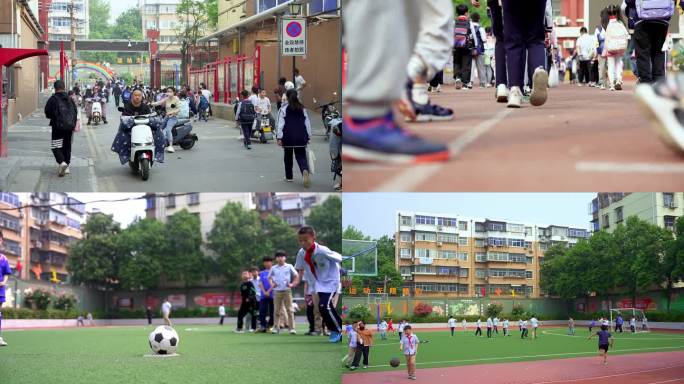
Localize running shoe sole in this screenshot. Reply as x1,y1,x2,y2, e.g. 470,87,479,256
496,94,508,103
413,113,455,123
530,70,549,107
634,84,684,154
342,144,450,164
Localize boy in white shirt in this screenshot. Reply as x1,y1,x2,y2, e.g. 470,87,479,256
493,316,499,334
503,318,510,336
218,302,226,325
448,316,457,337
343,322,358,368
530,316,539,339
400,325,419,380
161,298,172,326
462,318,467,333
398,320,406,341
267,250,299,334
475,318,482,337
379,319,388,340
486,317,493,338
520,319,529,339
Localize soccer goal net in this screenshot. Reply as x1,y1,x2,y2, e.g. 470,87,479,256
610,308,650,333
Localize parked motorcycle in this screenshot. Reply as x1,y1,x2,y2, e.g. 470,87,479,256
172,118,199,149
313,92,340,141
86,97,103,125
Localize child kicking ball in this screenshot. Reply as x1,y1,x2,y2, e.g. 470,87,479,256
399,325,419,380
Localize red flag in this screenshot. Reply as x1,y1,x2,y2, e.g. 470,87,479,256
481,287,486,297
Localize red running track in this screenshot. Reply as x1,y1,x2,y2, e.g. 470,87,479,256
342,350,684,384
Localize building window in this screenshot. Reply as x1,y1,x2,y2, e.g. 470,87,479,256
508,238,525,247
400,248,412,259
400,232,412,242
664,216,677,231
66,218,80,230
187,193,200,206
458,237,468,246
459,268,468,278
457,252,468,261
551,227,568,237
414,265,435,274
437,217,457,227
488,237,506,246
146,20,157,29
256,0,291,14
400,267,411,276
0,213,21,232
475,222,485,232
568,228,588,238
437,250,454,259
526,271,533,279
146,197,156,210
475,238,485,247
615,206,623,223
437,233,458,243
166,194,176,208
400,216,413,226
663,193,676,208
415,232,436,242
0,193,20,207
602,214,610,229
4,239,21,256
415,215,436,225
487,221,506,231
475,252,486,262
475,269,486,278
507,223,525,233
540,242,548,251
526,256,533,264
309,0,338,14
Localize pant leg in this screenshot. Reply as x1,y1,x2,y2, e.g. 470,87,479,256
318,292,342,333
285,290,295,329
237,303,247,329
306,303,315,332
352,345,363,367
462,52,472,83
362,345,370,366
274,291,284,329
634,22,654,83
293,147,309,174
283,147,295,180
599,56,608,85
241,123,252,145
259,300,268,329
616,57,624,83
489,0,507,86
607,56,616,85
51,129,68,164
220,315,224,325
250,303,257,330
313,292,323,333
409,0,454,81
344,0,420,118
476,55,487,86
648,22,668,82
453,49,464,80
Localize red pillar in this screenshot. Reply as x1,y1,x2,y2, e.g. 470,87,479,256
59,42,65,81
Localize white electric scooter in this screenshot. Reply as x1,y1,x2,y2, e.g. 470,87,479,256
120,113,159,181
88,97,103,125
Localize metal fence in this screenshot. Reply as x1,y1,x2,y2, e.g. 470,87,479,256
188,47,261,104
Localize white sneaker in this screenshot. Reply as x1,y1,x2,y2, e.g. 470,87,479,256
58,162,68,177
609,86,615,91
496,84,509,103
507,86,523,108
234,329,244,334
290,329,297,335
64,166,71,175
271,328,279,334
165,146,175,153
530,67,549,107
0,337,7,346
248,329,255,333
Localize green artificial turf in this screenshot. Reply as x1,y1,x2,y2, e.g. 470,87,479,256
345,327,684,373
0,323,343,384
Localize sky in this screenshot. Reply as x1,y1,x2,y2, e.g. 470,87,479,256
109,0,140,23
342,193,596,239
69,193,147,227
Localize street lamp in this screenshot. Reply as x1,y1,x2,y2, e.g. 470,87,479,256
289,0,303,16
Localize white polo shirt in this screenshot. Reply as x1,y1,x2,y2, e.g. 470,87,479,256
267,263,298,291
295,242,342,294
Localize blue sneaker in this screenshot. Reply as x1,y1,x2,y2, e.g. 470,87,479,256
329,331,342,343
343,113,450,163
413,102,454,122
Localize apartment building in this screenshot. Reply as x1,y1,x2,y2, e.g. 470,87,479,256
590,193,684,233
254,192,329,228
140,0,181,53
145,193,254,240
47,0,89,41
395,211,590,298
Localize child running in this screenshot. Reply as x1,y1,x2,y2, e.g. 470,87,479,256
520,319,529,338
475,318,483,337
400,325,419,380
398,319,406,341
388,318,396,335
530,316,539,339
603,4,629,91
589,318,596,333
448,316,457,337
587,324,614,365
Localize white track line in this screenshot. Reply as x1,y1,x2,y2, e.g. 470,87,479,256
526,364,684,384
576,161,684,174
648,379,684,384
359,345,684,369
542,330,684,340
373,108,512,192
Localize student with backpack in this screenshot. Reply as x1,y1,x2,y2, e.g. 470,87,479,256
624,0,675,84
453,4,474,90
604,5,630,90
122,86,132,105
470,12,488,88
44,80,79,177
198,92,210,122
235,90,257,149
277,89,312,188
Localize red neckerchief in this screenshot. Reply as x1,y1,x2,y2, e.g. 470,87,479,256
609,16,617,20
457,16,468,21
304,243,317,280
407,335,414,349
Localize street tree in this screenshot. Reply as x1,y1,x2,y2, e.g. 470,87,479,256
67,213,122,289
175,0,211,85
307,195,342,251
117,218,166,291
661,217,683,312
261,214,300,260
163,209,207,286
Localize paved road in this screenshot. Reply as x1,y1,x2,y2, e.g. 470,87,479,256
345,82,684,192
4,98,337,192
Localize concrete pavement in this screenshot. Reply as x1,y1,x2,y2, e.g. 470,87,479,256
345,82,684,191
2,98,337,192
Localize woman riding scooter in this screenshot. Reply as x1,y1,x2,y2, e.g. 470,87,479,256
151,87,181,153
85,85,108,125
111,88,166,165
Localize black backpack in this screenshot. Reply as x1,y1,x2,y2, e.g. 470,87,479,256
56,96,77,131
240,100,256,123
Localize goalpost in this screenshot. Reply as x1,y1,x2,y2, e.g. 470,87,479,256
609,308,649,333
367,293,389,330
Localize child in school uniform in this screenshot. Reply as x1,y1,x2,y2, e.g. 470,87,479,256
448,316,457,337
503,318,510,336
343,322,358,368
475,318,483,336
588,324,614,365
379,319,388,340
604,4,630,90
400,325,419,380
462,318,468,333
520,319,529,338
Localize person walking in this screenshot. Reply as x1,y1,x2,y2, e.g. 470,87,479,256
44,80,79,177
624,0,675,84
277,89,312,188
113,82,122,107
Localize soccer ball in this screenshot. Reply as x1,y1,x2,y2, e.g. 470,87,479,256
389,357,401,368
148,325,179,355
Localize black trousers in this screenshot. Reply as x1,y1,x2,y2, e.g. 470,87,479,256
502,0,546,88
51,129,74,165
241,123,252,145
494,325,499,334
352,345,370,367
634,21,668,83
429,71,444,88
487,327,492,338
114,95,120,107
475,327,482,336
616,324,623,333
237,302,256,330
521,328,528,338
219,315,225,325
318,292,341,333
306,302,316,332
284,147,309,180
259,298,274,329
453,48,472,82
450,327,455,336
578,60,591,84
488,0,507,86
